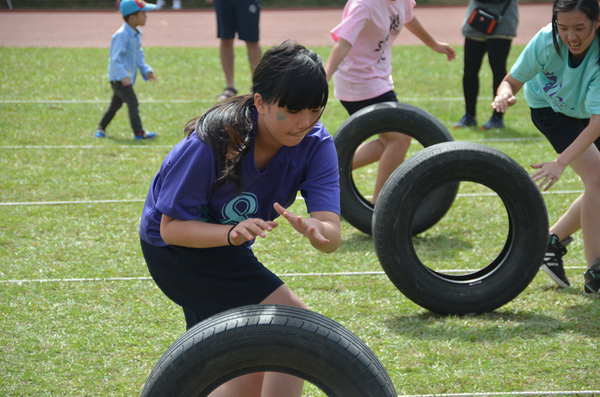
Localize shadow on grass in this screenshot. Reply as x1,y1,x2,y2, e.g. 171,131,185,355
384,298,600,340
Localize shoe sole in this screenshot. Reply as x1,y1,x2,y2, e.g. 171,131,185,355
541,264,570,288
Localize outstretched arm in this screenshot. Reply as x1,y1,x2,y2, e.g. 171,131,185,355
491,73,524,113
274,203,341,253
404,16,456,61
160,214,279,248
324,37,352,82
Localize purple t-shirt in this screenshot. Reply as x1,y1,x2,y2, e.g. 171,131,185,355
139,121,340,247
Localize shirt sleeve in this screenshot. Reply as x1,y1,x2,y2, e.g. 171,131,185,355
109,32,130,81
299,135,341,215
330,2,370,44
510,26,551,83
155,139,217,221
137,47,153,81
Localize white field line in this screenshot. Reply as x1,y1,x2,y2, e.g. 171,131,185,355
0,97,471,105
400,391,600,397
1,266,588,285
0,190,584,207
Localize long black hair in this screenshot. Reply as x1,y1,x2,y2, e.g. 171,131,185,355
184,40,328,191
551,0,600,65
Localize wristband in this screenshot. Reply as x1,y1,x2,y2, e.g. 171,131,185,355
227,225,236,246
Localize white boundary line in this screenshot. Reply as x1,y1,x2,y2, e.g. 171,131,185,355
400,392,600,397
0,190,584,207
1,266,587,285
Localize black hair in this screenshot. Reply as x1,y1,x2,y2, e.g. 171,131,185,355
184,40,328,192
123,10,140,22
551,0,600,65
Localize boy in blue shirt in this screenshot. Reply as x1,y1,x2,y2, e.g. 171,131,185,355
95,0,158,140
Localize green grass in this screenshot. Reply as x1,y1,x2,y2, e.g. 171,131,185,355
1,45,599,396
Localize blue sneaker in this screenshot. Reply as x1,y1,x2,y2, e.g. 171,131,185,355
134,131,157,140
453,113,477,129
480,114,505,130
95,128,106,138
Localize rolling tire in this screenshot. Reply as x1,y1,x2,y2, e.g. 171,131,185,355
334,102,458,235
372,142,549,314
141,305,397,397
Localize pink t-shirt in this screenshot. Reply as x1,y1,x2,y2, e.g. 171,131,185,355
331,0,416,102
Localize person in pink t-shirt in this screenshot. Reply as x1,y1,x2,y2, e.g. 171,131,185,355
325,0,455,203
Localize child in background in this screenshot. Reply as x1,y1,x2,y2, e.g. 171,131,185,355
325,0,455,204
95,0,158,140
492,0,600,295
139,41,341,395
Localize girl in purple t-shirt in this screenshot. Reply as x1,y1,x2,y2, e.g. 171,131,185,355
139,41,341,396
324,0,456,204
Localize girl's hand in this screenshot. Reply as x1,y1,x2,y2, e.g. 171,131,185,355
531,161,566,191
273,203,330,245
433,42,456,61
492,92,517,113
148,71,158,82
228,218,279,246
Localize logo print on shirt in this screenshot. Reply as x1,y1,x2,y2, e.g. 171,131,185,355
374,14,401,63
543,72,564,101
220,192,259,224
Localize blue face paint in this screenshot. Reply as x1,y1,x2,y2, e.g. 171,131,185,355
276,111,286,121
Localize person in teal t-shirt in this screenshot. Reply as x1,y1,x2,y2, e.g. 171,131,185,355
492,0,600,296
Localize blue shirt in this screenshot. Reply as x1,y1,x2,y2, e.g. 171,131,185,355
139,120,341,247
510,23,600,119
107,23,153,84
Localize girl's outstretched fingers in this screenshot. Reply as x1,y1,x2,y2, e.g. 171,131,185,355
229,218,279,246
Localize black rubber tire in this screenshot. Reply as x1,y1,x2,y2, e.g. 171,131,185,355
334,102,458,235
141,305,398,397
372,142,549,314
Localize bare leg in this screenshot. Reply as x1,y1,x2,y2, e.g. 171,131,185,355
568,146,600,267
245,41,262,75
208,285,306,397
549,194,582,242
352,139,385,170
371,132,411,203
219,38,235,88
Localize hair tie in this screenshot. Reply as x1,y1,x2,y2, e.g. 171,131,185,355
227,225,236,246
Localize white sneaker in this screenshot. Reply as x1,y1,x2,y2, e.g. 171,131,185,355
156,0,166,9
173,0,182,9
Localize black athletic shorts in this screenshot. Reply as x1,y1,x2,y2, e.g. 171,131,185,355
340,90,398,116
141,239,283,329
214,0,260,42
530,107,600,153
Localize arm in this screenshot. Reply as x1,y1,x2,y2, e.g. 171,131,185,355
160,214,279,248
324,37,352,82
491,73,524,113
404,16,456,61
274,203,341,253
531,114,600,190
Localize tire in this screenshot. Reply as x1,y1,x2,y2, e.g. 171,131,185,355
334,102,458,235
372,142,549,314
141,305,397,397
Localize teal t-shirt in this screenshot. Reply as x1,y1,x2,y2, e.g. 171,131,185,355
510,23,600,119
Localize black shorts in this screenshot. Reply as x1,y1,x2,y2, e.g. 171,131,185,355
530,107,600,153
141,239,283,329
214,0,260,42
340,90,398,116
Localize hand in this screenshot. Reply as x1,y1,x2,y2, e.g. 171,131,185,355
492,92,517,113
121,76,131,86
433,42,456,61
530,161,566,191
148,71,158,82
228,218,279,246
273,203,330,245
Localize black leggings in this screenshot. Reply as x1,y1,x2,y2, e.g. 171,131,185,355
462,37,512,118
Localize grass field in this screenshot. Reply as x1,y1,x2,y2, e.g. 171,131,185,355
1,45,599,396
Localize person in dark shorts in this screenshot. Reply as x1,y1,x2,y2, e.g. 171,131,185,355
206,0,262,101
492,0,600,295
139,41,341,395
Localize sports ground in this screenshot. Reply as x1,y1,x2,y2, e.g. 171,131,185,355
2,3,600,397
